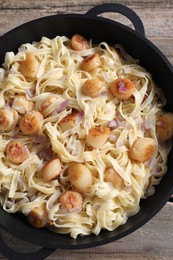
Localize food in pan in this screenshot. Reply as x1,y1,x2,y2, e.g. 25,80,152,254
0,34,173,239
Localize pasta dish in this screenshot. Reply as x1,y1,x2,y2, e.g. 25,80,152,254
0,34,173,239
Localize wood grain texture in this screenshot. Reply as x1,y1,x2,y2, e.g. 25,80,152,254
0,0,173,259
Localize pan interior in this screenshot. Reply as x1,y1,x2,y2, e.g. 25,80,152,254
0,14,173,249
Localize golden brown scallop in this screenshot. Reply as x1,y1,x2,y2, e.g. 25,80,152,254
71,34,90,51
18,53,40,80
82,78,103,98
156,113,173,141
19,110,43,135
59,191,83,212
41,158,62,182
129,137,157,162
59,110,79,132
6,140,30,164
0,108,19,132
104,168,124,190
86,126,110,149
27,204,48,228
68,163,93,191
82,53,102,72
39,96,57,115
110,78,135,100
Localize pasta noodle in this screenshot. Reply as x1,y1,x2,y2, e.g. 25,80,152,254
0,34,172,239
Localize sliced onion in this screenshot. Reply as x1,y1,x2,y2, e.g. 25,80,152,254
118,81,127,93
18,46,27,52
124,185,132,192
52,99,69,116
22,145,30,156
116,114,124,124
25,88,35,98
145,186,155,197
145,121,151,129
118,121,126,128
125,122,131,130
156,121,164,126
75,111,84,124
93,203,101,210
59,100,69,112
141,122,145,132
116,141,124,147
71,149,78,156
78,111,84,119
108,120,118,129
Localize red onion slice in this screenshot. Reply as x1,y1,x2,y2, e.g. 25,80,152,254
25,88,35,98
75,111,84,124
108,120,118,129
52,99,69,116
118,81,127,93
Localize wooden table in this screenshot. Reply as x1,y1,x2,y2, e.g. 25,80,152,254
0,1,173,259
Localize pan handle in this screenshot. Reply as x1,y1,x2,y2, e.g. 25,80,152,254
86,3,145,36
0,231,55,260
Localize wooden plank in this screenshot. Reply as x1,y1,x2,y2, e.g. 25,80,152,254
0,7,173,38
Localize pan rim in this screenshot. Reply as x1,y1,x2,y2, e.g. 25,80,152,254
0,12,173,249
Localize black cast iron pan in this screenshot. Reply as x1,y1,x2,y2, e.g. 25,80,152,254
0,4,173,260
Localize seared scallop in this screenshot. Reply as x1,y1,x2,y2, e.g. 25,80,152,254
86,126,110,148
129,137,157,162
110,78,135,100
41,158,62,182
59,110,79,132
0,108,19,132
19,110,43,135
6,140,30,164
105,168,124,191
71,34,90,51
27,204,48,228
156,113,173,141
68,163,93,191
82,53,102,72
82,78,103,98
59,191,83,212
18,53,40,80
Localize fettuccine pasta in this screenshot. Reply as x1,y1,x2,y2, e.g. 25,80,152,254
0,34,173,239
